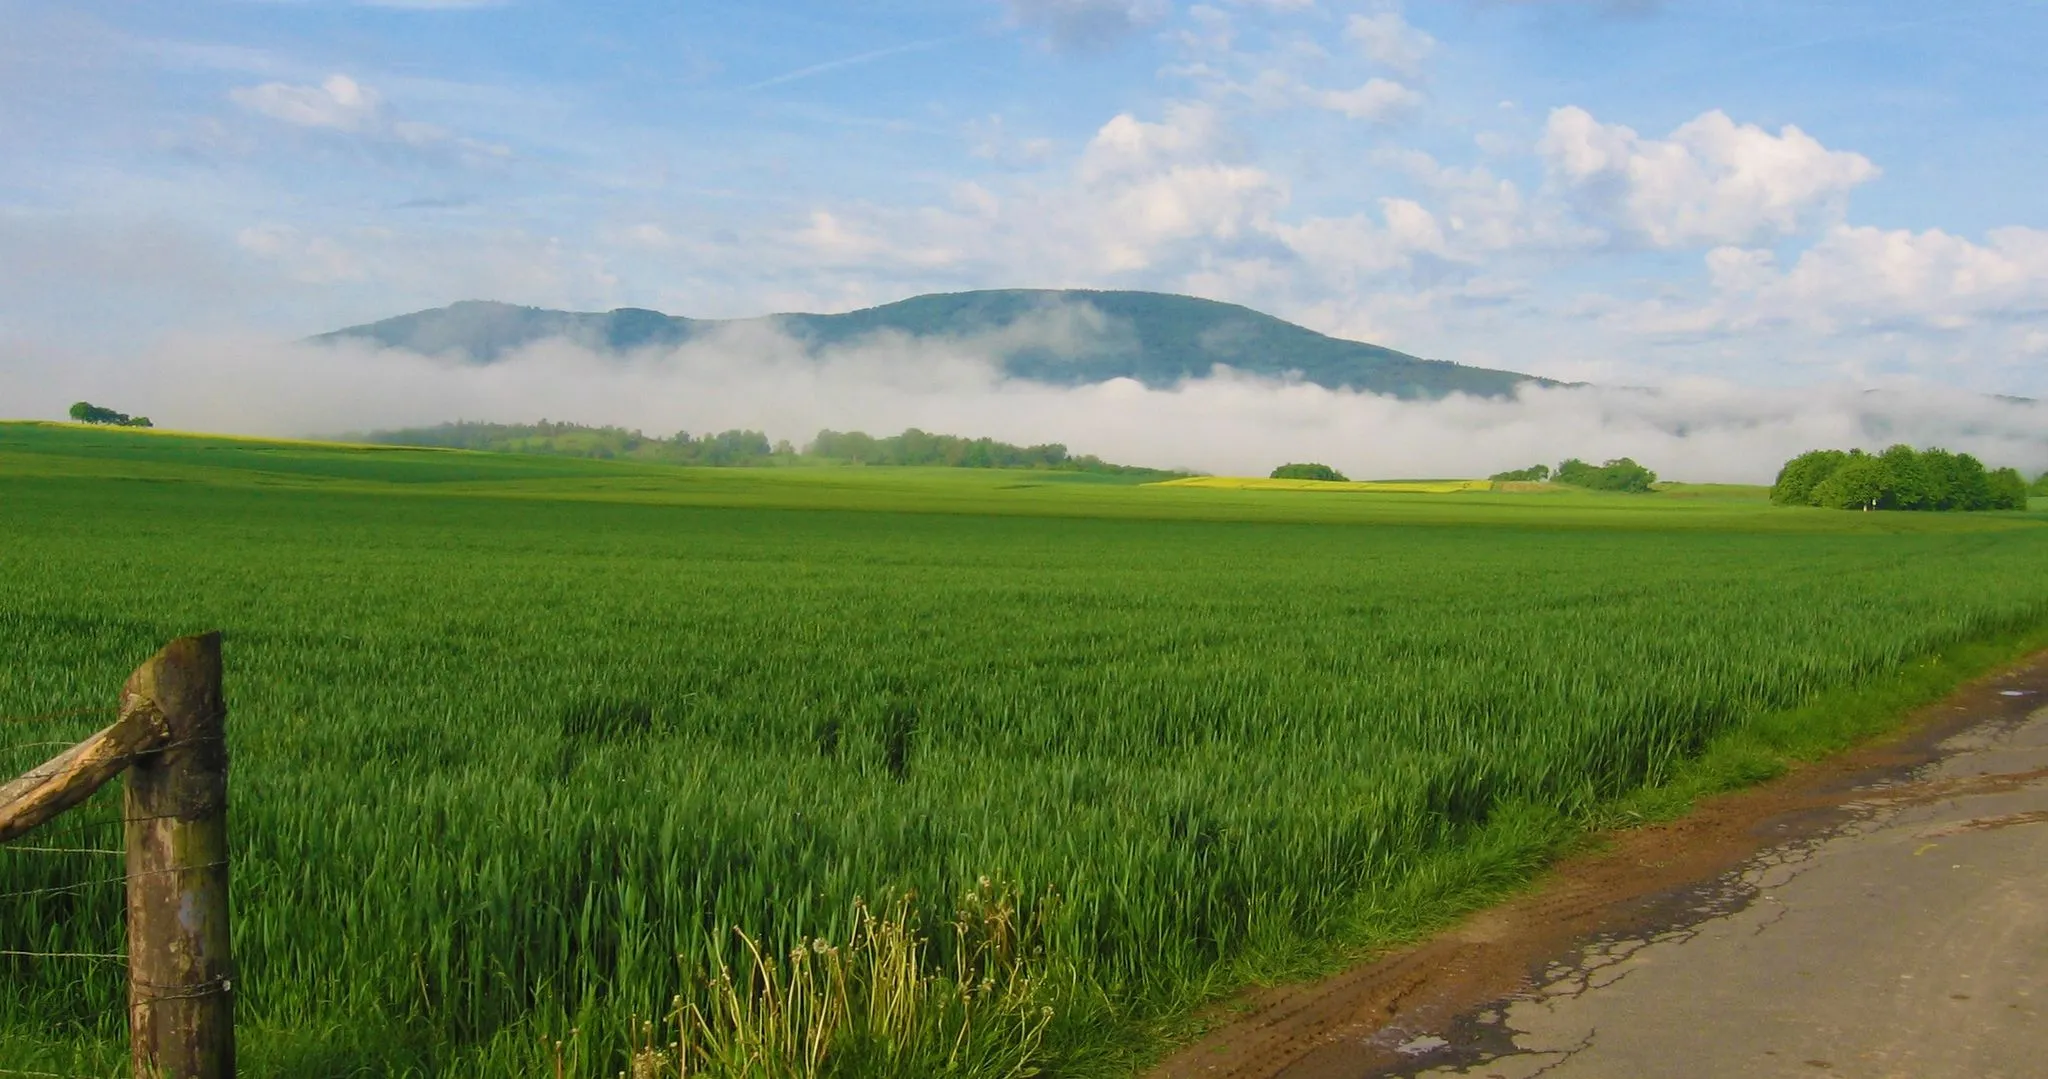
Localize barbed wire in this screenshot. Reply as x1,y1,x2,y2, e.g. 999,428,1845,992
0,705,201,1055
0,704,215,1076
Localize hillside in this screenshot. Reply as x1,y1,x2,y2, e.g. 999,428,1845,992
311,289,1556,400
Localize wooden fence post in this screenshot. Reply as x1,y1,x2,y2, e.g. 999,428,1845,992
123,632,234,1079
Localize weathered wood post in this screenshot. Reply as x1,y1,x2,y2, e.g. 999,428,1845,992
123,632,234,1079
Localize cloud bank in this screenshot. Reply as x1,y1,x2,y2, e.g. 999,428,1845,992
8,324,2043,484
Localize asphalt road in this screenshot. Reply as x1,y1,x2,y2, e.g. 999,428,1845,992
1152,656,2048,1079
1407,700,2048,1079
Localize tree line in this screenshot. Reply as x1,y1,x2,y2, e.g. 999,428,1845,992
808,428,1164,474
354,421,1176,476
356,421,781,464
1488,457,1658,493
1771,445,2029,511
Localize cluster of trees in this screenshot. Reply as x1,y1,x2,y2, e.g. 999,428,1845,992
68,401,152,428
1555,457,1658,493
1489,458,1657,492
1269,463,1349,482
2034,471,2048,498
807,428,1168,475
1771,445,2029,511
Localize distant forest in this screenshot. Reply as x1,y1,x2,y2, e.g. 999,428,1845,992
353,421,1179,477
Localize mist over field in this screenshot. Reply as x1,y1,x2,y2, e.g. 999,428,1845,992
8,323,2045,484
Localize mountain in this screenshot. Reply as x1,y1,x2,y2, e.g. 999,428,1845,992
311,289,1557,399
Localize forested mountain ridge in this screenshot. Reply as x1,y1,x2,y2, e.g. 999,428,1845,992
312,289,1557,400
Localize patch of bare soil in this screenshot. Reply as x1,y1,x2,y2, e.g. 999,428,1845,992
1147,650,2048,1079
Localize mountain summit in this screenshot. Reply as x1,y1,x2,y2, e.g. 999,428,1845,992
312,289,1554,399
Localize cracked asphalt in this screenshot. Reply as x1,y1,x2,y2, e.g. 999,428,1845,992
1403,698,2048,1079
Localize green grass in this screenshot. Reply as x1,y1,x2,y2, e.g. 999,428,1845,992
3,421,2047,1077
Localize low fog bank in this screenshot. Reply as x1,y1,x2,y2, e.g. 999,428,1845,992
7,323,2045,484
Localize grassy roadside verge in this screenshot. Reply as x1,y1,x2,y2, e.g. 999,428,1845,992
1115,615,2048,1076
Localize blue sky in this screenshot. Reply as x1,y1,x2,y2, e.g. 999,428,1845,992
4,0,2046,394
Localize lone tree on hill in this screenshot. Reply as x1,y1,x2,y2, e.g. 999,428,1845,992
1270,462,1348,482
68,401,153,428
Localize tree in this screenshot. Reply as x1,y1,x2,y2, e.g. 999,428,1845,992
1270,463,1348,482
1986,467,2029,511
1489,464,1550,482
68,401,152,428
1913,448,1992,511
2033,471,2048,498
1810,454,1889,510
1553,457,1657,493
1770,449,1849,505
1878,444,1935,510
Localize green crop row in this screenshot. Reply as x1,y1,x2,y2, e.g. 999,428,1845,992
3,425,2046,1076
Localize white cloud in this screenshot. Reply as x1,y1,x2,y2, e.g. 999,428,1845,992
1709,225,2048,332
1080,102,1224,182
1344,9,1435,77
787,209,969,271
1315,77,1421,122
1540,106,1879,248
230,74,381,131
227,72,511,161
1274,197,1448,283
1094,165,1285,270
10,326,2044,484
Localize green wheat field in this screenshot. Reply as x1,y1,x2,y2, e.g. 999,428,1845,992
4,421,2047,1077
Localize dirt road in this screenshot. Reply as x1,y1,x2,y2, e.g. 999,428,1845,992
1153,653,2048,1079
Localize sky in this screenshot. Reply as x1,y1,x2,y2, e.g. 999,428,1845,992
3,0,2046,473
